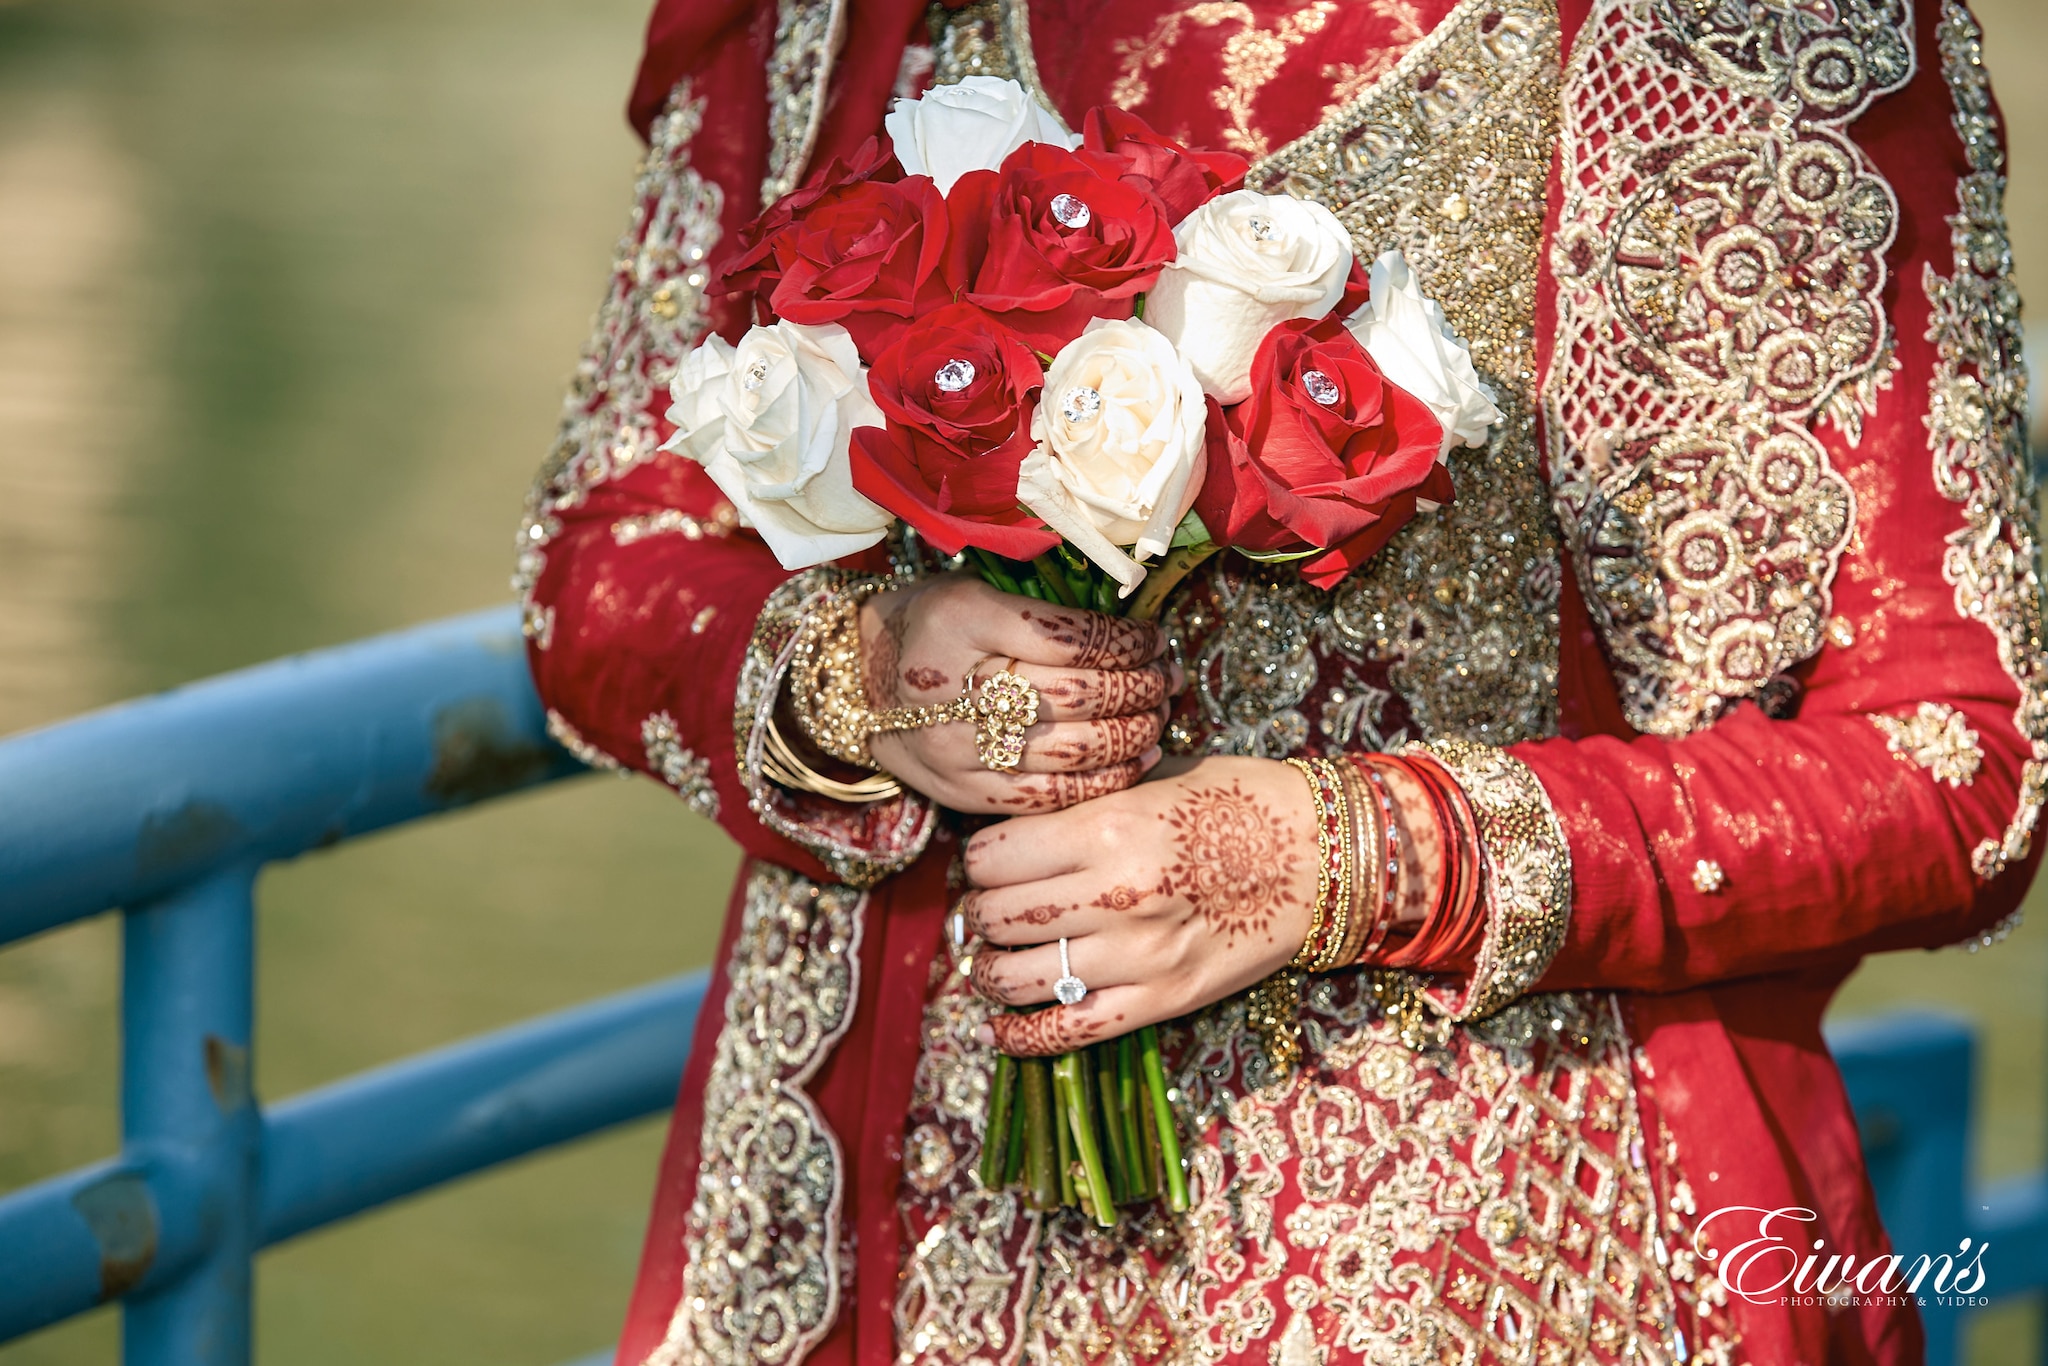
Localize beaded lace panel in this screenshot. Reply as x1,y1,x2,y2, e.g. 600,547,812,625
1922,0,2048,882
1544,0,1914,737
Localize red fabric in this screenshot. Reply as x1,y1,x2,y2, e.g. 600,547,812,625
524,2,2035,1362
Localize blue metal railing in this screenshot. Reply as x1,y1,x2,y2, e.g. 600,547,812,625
0,605,2043,1365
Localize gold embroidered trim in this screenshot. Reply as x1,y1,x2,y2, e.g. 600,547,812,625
643,710,723,817
611,505,739,547
514,81,724,608
646,864,864,1366
736,570,936,887
1418,738,1573,1022
545,708,623,772
1870,702,1984,789
1924,0,2048,881
1545,0,1915,737
762,0,849,205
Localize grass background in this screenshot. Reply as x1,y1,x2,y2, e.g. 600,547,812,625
0,0,2046,1360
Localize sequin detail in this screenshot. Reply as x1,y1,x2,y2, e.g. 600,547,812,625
1869,702,1984,790
644,865,862,1366
611,504,740,547
515,83,723,608
643,711,721,818
1544,0,1914,737
1923,0,2048,880
546,708,623,773
1691,859,1725,895
761,0,847,205
736,570,936,887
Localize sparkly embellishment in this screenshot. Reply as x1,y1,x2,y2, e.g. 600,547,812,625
546,708,622,772
1870,702,1984,789
1054,937,1087,1005
611,503,740,546
1060,385,1102,424
1924,0,2048,880
760,0,848,204
646,865,862,1366
1691,859,1725,894
1544,0,1913,737
522,602,555,650
1248,214,1274,241
741,358,770,391
514,81,723,609
1300,369,1340,406
932,358,976,392
642,711,720,818
1048,192,1091,228
1828,615,1858,649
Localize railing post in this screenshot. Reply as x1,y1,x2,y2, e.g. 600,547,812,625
121,865,260,1366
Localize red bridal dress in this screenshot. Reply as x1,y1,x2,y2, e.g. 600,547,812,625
516,1,2040,1361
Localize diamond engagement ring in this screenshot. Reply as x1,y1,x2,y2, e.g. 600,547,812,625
1054,937,1087,1006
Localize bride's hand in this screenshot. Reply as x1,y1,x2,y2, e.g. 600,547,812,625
862,574,1175,814
959,755,1321,1053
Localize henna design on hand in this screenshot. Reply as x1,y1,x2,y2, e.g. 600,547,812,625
903,665,949,694
970,948,1048,1005
1032,712,1164,771
1036,664,1169,720
864,605,913,708
1158,779,1300,947
990,1001,1121,1056
1090,882,1159,912
1019,609,1155,670
991,762,1143,811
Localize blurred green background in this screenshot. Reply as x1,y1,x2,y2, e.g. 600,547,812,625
0,0,2046,1362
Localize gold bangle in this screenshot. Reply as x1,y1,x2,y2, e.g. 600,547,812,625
1328,759,1379,970
788,581,887,768
762,713,903,803
1284,758,1335,971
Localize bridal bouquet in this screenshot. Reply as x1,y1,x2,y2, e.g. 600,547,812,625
665,77,1500,1223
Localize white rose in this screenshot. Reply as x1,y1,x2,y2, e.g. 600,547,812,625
662,320,892,571
1346,250,1502,461
1143,189,1354,404
884,75,1078,195
1018,318,1207,595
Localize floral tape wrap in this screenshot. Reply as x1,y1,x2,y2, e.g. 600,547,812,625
736,568,935,886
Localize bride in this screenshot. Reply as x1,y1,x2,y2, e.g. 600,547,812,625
516,1,2036,1361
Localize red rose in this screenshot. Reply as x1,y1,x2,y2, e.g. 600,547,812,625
945,143,1177,353
711,139,950,360
851,302,1060,560
1079,106,1249,223
1196,317,1451,590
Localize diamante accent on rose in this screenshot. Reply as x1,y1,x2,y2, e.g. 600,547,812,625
1301,369,1340,406
1049,192,1091,228
1248,215,1274,241
741,358,769,391
1060,385,1102,423
933,358,976,392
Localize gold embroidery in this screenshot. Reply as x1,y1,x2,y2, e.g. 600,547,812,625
1318,0,1427,108
643,711,722,817
1178,0,1564,757
646,865,863,1366
545,708,623,772
762,0,848,205
1545,0,1915,736
1923,0,2048,880
1109,3,1341,158
1418,739,1573,1022
611,504,739,547
1869,701,1984,789
515,82,723,609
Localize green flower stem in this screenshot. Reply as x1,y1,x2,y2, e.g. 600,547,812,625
1140,1026,1189,1212
979,1052,1017,1190
1054,1070,1077,1206
1126,540,1220,621
1021,1058,1059,1211
1028,555,1080,608
1054,1052,1117,1227
1117,1033,1148,1200
1092,1043,1131,1201
1002,1069,1027,1186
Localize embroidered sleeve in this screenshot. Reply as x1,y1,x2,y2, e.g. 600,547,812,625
521,78,923,880
734,571,937,887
